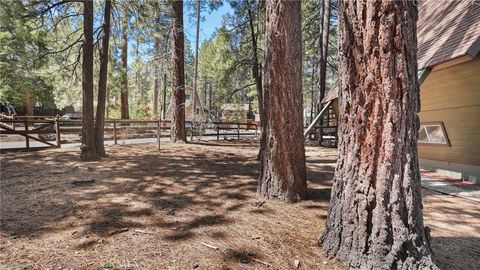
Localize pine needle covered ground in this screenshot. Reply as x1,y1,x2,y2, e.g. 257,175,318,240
1,141,478,269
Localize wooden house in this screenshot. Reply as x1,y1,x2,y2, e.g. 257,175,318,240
164,85,207,122
220,103,250,122
321,0,480,182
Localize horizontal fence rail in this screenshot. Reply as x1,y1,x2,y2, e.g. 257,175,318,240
0,116,260,151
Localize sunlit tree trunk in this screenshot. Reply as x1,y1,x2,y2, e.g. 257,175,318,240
120,7,129,119
321,1,438,269
95,0,112,157
170,0,186,142
80,0,98,161
258,0,306,202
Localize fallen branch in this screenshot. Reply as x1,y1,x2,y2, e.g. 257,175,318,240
134,229,154,235
108,227,128,236
250,257,272,267
201,242,219,250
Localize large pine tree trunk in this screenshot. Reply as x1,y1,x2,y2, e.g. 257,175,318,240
321,1,438,269
170,0,186,142
80,0,98,161
95,0,112,157
258,0,306,202
120,8,129,119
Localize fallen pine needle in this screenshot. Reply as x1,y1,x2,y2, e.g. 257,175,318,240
201,242,219,250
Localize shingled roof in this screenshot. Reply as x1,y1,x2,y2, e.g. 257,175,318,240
322,0,480,103
417,0,480,69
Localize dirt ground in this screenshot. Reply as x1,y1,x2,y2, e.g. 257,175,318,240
0,141,479,270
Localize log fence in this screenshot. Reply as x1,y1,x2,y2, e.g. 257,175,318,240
0,116,260,151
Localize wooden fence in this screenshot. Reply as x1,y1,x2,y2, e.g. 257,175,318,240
0,116,260,151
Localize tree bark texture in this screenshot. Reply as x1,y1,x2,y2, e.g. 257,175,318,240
258,0,306,202
321,1,438,269
170,0,186,142
81,0,98,161
120,8,129,119
95,0,111,157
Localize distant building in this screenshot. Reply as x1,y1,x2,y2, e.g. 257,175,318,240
220,103,251,122
164,85,207,122
321,0,480,182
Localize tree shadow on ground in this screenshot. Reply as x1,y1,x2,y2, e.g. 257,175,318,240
1,142,478,270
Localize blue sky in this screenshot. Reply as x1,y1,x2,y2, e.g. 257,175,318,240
183,3,233,44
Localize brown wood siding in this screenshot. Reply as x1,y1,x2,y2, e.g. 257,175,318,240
418,56,480,166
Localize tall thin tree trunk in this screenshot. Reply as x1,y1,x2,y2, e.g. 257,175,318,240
25,89,33,116
162,72,167,119
170,0,186,142
203,78,207,109
258,0,306,202
152,38,160,117
81,0,97,161
316,0,330,111
208,82,212,111
246,4,265,160
310,59,316,124
120,7,129,119
321,1,438,269
95,0,112,157
106,86,110,119
192,0,201,127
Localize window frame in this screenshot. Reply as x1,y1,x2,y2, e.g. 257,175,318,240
418,121,450,147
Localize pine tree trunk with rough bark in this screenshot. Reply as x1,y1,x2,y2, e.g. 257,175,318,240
80,0,98,161
321,1,438,269
95,0,111,157
170,0,186,142
120,8,129,119
258,0,306,202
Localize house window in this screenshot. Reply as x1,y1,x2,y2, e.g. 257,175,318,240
418,122,449,145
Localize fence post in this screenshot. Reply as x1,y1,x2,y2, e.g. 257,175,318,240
55,114,61,148
24,120,29,150
157,119,161,150
237,123,240,140
255,123,258,137
217,123,220,140
113,121,117,145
